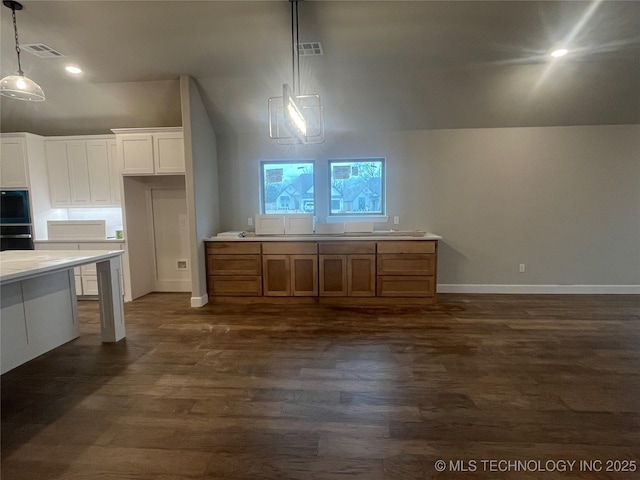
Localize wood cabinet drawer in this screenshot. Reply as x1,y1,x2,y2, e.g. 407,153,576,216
377,241,436,254
319,241,375,255
377,275,435,297
377,254,435,276
206,242,261,255
262,242,317,255
208,276,262,296
207,255,262,275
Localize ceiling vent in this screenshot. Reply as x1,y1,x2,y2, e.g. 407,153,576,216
298,42,323,56
21,44,64,58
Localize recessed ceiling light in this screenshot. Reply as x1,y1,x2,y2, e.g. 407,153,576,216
550,49,569,58
65,65,82,74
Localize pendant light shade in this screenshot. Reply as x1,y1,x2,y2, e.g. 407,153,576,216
0,1,45,102
0,74,45,101
268,0,324,144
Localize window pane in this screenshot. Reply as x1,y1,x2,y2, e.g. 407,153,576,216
329,159,384,215
262,161,314,214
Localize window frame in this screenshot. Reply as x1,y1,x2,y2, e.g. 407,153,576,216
259,160,316,215
327,158,386,217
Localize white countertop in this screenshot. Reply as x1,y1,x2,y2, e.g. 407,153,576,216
206,232,442,242
0,250,124,285
34,239,125,244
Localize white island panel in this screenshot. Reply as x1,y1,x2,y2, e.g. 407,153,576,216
1,250,125,374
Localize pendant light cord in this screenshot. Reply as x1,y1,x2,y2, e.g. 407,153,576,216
296,0,300,96
290,0,301,96
11,4,24,76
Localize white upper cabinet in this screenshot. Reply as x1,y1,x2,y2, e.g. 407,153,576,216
45,135,119,207
113,127,184,175
45,141,72,206
108,140,121,204
118,134,154,174
86,140,112,205
67,141,91,205
154,132,185,174
0,137,28,188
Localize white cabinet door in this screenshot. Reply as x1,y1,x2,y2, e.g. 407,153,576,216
74,275,84,296
119,134,154,174
153,132,185,174
0,138,28,188
86,140,111,205
67,141,91,205
107,140,120,204
45,141,72,206
81,276,98,295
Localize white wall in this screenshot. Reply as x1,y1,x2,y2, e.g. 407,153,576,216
216,124,640,290
180,76,221,307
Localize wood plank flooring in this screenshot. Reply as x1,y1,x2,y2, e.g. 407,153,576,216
2,293,639,479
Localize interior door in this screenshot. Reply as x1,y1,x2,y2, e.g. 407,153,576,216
151,188,190,292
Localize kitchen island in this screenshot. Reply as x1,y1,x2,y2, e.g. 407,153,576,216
205,232,441,304
0,250,125,374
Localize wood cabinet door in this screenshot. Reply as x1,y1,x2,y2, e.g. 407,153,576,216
208,276,262,296
45,141,72,206
153,133,185,174
377,253,436,276
377,275,435,297
0,138,28,188
319,255,347,296
291,255,318,296
86,140,112,205
263,255,290,296
208,255,262,275
348,255,376,297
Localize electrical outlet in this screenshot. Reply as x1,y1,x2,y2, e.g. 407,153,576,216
393,216,400,225
519,264,525,273
248,217,253,226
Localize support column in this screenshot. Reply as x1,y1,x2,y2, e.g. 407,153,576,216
96,255,125,342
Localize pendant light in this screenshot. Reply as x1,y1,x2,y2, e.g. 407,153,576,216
268,0,324,144
0,1,45,101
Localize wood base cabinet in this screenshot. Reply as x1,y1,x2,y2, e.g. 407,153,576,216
376,241,437,298
262,243,318,296
205,239,437,303
206,242,262,297
319,242,376,297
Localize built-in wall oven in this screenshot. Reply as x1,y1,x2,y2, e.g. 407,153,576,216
0,190,34,251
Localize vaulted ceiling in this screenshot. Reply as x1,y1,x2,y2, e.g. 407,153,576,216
1,1,639,136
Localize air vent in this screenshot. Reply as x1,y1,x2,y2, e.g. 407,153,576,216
298,42,323,56
21,44,65,58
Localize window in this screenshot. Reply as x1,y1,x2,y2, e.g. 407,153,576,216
329,158,385,215
261,161,314,214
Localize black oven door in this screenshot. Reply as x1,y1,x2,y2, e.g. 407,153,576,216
0,190,32,225
0,225,34,251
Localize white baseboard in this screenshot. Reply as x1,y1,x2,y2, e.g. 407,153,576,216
154,280,191,292
437,284,640,294
190,293,209,308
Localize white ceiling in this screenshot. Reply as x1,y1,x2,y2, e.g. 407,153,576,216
1,0,639,136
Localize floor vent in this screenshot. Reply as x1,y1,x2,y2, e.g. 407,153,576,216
21,44,65,58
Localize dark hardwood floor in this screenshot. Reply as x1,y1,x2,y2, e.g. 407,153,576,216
2,293,639,479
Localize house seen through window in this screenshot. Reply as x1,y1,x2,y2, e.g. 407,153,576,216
261,161,315,214
260,159,385,216
329,159,384,215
